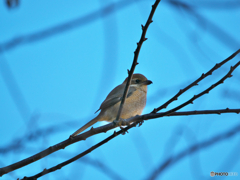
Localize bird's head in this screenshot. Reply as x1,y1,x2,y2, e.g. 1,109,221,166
123,73,152,86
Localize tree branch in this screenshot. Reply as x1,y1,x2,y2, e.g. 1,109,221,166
2,107,239,177
20,108,240,179
152,49,240,113
116,0,161,121
1,1,239,178
154,59,240,118
1,54,239,176
20,126,128,180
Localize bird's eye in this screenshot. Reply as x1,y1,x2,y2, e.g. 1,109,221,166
135,79,141,83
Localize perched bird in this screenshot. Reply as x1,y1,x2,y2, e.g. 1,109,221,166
71,73,152,136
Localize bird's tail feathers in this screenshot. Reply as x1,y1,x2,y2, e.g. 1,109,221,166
71,117,98,137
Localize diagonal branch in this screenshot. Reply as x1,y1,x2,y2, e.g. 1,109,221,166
160,60,240,116
20,127,128,180
1,108,240,176
152,49,240,113
20,108,240,179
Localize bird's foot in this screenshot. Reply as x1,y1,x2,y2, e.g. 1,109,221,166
113,118,130,135
138,120,144,127
120,126,129,135
113,118,130,126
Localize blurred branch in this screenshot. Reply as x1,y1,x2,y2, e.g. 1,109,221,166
94,0,119,108
162,125,204,179
0,123,71,154
6,0,19,9
167,0,240,50
222,89,240,102
0,57,30,121
80,157,125,180
209,136,240,180
146,124,240,180
48,154,125,180
130,130,154,171
152,49,240,113
170,0,240,9
0,0,142,53
183,127,204,179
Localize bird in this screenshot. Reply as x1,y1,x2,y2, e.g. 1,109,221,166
71,73,152,136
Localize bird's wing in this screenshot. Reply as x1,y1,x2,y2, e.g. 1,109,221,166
95,84,136,113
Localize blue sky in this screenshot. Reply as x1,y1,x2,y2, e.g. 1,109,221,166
0,0,240,180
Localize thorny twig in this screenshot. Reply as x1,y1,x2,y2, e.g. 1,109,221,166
152,49,240,113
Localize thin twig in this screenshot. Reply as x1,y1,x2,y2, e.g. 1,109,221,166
1,107,240,177
157,60,240,117
20,107,240,179
116,0,161,121
160,108,240,116
152,49,240,113
20,127,130,180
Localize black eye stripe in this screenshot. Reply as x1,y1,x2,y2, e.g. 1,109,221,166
135,79,140,83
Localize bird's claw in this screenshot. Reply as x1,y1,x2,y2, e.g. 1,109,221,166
113,118,130,135
113,118,130,126
138,120,144,127
120,126,129,135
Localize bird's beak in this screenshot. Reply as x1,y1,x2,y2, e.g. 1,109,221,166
142,80,153,85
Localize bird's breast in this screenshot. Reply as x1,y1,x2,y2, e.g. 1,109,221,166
122,89,146,117
100,88,147,122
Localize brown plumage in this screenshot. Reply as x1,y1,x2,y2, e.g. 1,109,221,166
71,73,152,136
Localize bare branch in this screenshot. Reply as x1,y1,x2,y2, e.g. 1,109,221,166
153,60,240,118
20,127,127,180
152,49,240,113
1,107,239,177
116,0,161,121
20,108,240,179
161,108,240,116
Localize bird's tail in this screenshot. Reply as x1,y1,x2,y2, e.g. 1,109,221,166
71,117,99,137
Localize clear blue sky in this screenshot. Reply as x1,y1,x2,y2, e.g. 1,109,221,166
0,0,240,179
